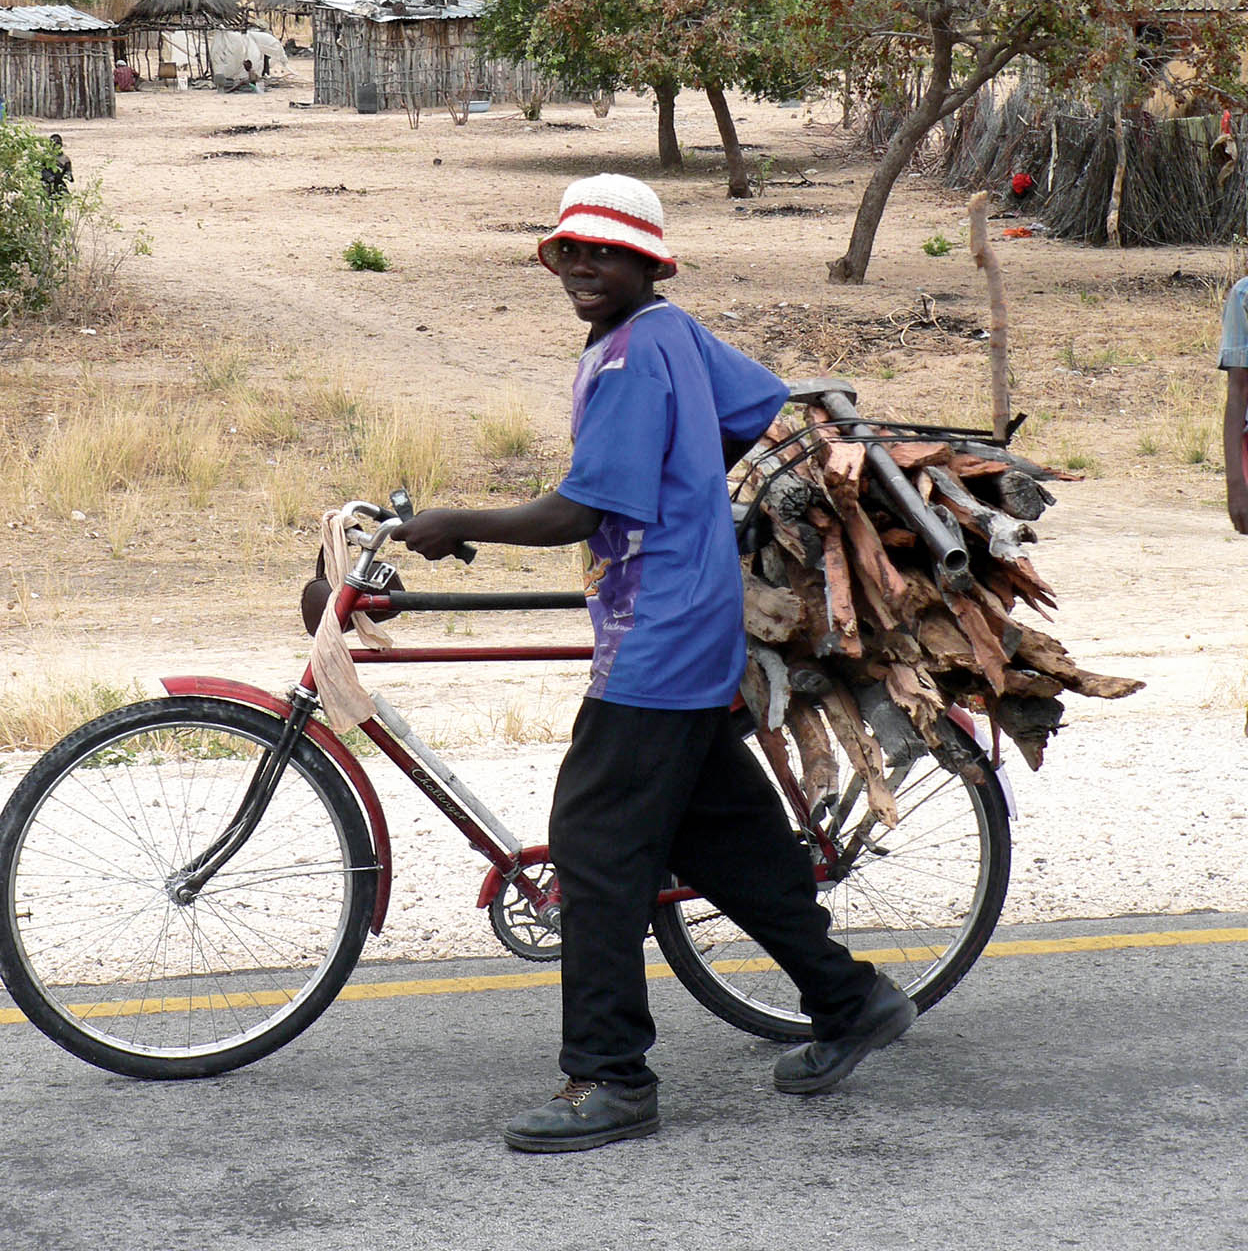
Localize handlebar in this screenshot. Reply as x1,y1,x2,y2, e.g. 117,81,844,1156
339,499,476,564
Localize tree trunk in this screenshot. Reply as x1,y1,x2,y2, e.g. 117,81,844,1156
828,96,944,283
652,78,682,170
705,82,751,198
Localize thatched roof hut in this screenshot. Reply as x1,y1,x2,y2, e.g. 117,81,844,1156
116,0,244,80
0,6,116,119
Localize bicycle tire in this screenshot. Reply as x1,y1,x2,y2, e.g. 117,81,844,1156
650,715,1010,1042
0,696,377,1079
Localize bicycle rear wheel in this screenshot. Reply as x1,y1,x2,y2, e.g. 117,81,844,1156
651,717,1010,1041
0,696,376,1079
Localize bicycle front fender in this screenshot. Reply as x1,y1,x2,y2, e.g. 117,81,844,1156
946,704,1017,819
160,676,394,935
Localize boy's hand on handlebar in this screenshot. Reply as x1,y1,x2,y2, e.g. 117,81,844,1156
392,509,466,560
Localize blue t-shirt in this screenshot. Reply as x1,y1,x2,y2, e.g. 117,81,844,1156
1219,276,1248,374
556,300,788,709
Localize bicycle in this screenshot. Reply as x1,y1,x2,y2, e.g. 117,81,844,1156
0,495,1012,1080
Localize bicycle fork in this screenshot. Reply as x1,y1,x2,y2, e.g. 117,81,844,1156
167,690,318,905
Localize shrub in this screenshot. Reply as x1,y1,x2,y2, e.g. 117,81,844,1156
343,239,391,272
922,233,952,257
0,124,75,322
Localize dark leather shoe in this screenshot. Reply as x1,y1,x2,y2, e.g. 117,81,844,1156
773,975,917,1094
503,1079,660,1153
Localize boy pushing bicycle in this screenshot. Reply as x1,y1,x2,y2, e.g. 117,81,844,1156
393,174,916,1152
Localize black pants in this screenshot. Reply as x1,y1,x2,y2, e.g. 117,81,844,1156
548,699,878,1086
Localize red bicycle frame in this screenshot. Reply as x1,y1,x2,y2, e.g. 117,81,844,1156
165,562,1012,945
165,574,706,940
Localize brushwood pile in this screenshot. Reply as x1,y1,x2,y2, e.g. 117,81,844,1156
736,394,1142,828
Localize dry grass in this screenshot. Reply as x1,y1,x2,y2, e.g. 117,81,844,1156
26,395,231,515
348,404,460,507
0,677,145,751
0,338,472,537
475,391,537,459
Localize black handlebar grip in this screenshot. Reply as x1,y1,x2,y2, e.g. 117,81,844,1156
453,542,477,564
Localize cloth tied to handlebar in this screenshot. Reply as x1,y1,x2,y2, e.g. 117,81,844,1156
309,510,393,732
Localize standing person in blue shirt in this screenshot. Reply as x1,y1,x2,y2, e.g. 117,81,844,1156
393,174,915,1152
1218,275,1248,534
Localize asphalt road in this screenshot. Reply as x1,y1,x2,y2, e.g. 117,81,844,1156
1,912,1244,1251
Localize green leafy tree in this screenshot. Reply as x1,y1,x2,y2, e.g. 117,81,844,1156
481,0,806,195
0,124,75,322
796,2,1248,282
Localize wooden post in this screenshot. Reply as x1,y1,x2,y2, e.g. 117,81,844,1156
967,190,1010,443
1106,97,1126,248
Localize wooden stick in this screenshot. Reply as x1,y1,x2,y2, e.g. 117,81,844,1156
968,190,1010,442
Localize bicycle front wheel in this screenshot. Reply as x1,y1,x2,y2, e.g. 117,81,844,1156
0,696,376,1079
651,718,1010,1042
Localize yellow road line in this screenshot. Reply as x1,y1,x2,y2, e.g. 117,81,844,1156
2,926,1246,1026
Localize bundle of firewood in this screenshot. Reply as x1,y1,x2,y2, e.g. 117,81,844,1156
737,380,1142,828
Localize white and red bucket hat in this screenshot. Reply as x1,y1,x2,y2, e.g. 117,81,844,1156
538,174,678,279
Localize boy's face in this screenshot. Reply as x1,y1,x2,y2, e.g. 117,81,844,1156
553,239,658,339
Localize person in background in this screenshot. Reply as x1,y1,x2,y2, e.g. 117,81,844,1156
228,60,258,93
1217,276,1248,534
40,134,73,199
113,58,138,92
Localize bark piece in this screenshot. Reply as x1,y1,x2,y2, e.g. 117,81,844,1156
887,441,952,471
945,591,1011,695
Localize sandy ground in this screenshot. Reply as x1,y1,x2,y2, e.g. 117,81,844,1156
1,65,1246,964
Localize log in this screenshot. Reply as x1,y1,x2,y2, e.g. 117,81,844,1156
742,568,805,643
748,642,792,730
763,511,823,568
781,553,843,658
785,700,839,813
1067,669,1146,700
819,681,899,827
945,592,1012,695
828,497,910,629
880,667,986,782
948,453,1011,478
917,606,977,670
927,464,1037,561
978,469,1058,521
990,693,1065,770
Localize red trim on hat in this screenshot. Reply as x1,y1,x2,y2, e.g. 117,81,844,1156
558,202,664,239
